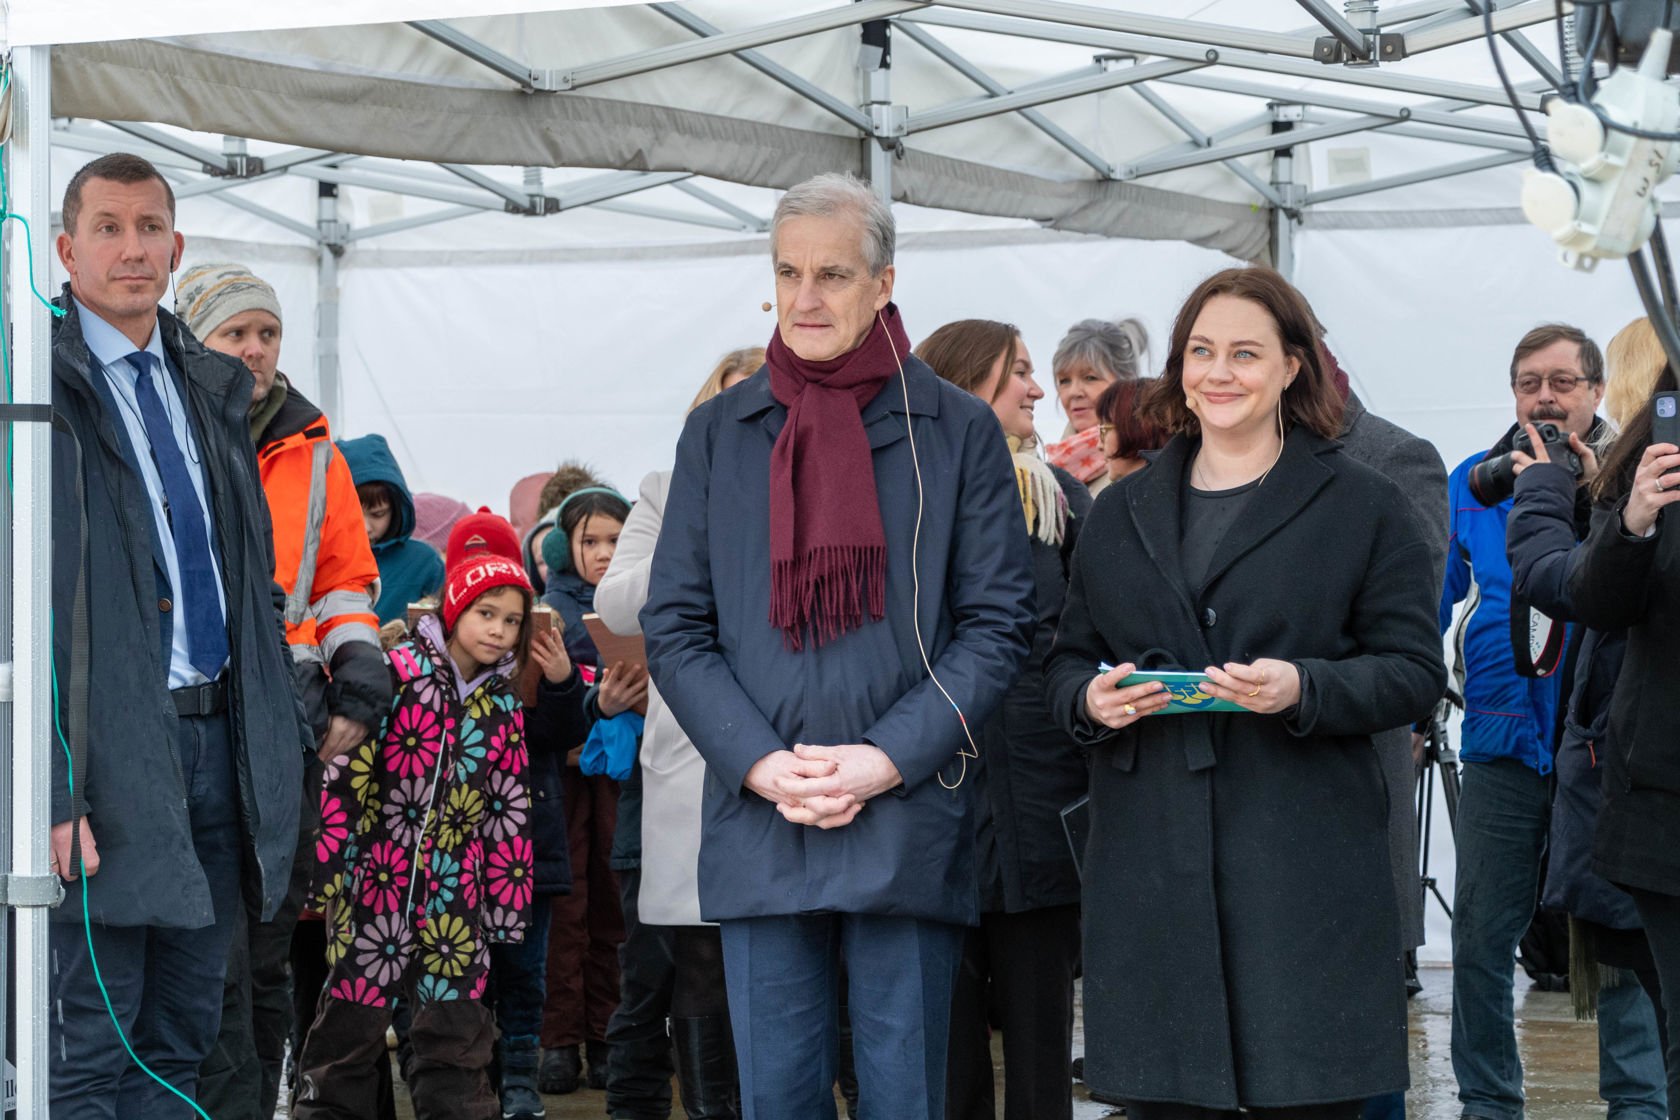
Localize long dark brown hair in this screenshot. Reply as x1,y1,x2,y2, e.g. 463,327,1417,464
1593,365,1680,506
1140,267,1344,440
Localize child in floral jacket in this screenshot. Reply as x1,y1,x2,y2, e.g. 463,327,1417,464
295,510,551,1120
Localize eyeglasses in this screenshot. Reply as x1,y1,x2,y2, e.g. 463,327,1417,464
1514,372,1596,395
1097,423,1115,439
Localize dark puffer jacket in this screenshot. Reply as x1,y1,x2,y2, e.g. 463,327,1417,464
1507,462,1639,929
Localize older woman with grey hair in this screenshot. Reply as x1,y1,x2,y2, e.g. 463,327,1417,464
1045,316,1149,495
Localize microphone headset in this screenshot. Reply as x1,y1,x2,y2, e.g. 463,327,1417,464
878,310,979,791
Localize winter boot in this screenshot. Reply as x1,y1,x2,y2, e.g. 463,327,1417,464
538,1044,581,1094
585,1038,611,1090
498,1034,546,1120
672,1015,741,1119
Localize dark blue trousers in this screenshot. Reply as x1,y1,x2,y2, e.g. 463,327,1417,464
50,709,243,1120
720,912,963,1120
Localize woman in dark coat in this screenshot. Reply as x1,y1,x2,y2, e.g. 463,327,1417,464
1041,267,1445,1118
1568,371,1680,1100
915,320,1092,1120
1507,318,1674,1048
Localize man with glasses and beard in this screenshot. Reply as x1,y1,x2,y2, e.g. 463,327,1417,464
1442,324,1666,1120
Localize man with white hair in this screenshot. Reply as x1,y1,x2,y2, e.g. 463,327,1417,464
643,172,1035,1118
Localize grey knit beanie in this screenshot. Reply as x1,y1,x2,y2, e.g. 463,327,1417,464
175,261,282,339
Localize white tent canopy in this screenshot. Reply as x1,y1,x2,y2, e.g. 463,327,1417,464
4,4,1672,1113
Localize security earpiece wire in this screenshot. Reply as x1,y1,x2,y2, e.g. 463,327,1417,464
0,71,214,1115
877,312,978,791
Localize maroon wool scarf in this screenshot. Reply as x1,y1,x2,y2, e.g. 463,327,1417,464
766,303,912,650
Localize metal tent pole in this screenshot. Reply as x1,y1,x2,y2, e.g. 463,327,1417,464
5,43,59,1120
1270,104,1303,277
860,18,903,205
316,183,346,427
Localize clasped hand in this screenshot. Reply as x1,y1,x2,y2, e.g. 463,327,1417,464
743,743,903,830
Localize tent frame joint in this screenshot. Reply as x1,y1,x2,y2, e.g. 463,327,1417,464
1313,31,1407,66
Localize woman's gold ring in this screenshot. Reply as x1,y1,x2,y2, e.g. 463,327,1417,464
1122,703,1137,716
1247,686,1261,697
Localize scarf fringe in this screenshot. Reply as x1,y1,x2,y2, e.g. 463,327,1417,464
771,545,887,651
1567,914,1626,1021
1014,451,1068,549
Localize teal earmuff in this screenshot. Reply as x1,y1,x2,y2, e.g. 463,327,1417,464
545,486,630,576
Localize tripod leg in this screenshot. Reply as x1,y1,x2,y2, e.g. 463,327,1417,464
1442,760,1462,836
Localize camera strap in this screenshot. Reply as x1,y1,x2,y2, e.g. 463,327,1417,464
1511,593,1567,678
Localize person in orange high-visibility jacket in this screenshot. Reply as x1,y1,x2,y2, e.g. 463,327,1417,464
178,263,394,1120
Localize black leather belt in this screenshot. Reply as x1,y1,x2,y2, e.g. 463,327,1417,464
171,678,228,718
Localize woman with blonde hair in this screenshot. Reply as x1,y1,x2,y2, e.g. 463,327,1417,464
591,346,762,1118
690,347,765,412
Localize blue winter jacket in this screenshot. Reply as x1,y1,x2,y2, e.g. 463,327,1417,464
1440,434,1566,775
336,434,445,624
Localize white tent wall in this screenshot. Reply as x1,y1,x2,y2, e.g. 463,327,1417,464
332,230,1237,501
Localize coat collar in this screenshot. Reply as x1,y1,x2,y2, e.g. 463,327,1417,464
1128,425,1342,603
53,283,252,427
732,354,942,447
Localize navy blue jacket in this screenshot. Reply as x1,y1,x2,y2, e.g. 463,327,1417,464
642,358,1035,926
50,292,309,927
1441,428,1567,774
336,433,444,625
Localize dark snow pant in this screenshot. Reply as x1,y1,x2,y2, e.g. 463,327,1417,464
49,709,243,1120
294,991,496,1120
605,867,677,1118
946,903,1080,1120
543,771,622,1048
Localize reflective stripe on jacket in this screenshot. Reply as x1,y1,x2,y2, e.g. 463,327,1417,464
257,387,380,662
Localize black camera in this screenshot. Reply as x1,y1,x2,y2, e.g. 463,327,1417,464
1468,422,1583,507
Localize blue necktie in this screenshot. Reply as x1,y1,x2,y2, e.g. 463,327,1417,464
130,351,229,681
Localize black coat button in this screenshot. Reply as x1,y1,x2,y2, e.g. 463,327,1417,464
1201,607,1217,629
159,598,173,613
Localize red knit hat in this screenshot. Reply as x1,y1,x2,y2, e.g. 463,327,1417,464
442,508,532,632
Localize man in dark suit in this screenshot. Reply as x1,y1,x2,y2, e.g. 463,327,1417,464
1322,345,1449,1120
48,153,308,1117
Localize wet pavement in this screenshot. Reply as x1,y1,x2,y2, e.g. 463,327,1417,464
351,965,1615,1120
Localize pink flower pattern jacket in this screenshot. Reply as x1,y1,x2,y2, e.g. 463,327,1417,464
311,627,533,1007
